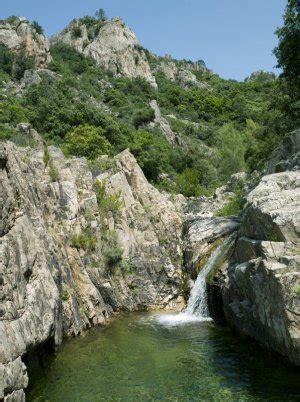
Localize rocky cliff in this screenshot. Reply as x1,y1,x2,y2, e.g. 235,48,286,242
51,17,157,88
0,17,52,68
0,134,184,400
208,130,300,365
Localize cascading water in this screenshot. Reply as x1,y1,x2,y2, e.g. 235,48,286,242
157,236,234,326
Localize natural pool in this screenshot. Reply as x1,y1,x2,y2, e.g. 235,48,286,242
27,313,300,401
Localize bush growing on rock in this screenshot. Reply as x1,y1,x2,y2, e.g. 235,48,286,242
32,20,44,35
72,25,82,39
70,227,97,251
93,180,123,217
0,45,34,80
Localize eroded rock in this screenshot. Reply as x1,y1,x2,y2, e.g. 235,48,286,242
0,142,184,400
51,18,157,88
0,17,52,68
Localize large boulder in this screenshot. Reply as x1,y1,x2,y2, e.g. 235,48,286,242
222,170,300,365
0,17,52,68
206,131,300,365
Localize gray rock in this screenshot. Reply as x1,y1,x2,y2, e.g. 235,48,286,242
0,141,185,399
184,216,240,276
221,135,300,365
267,129,300,174
149,100,179,144
51,18,157,88
0,17,52,69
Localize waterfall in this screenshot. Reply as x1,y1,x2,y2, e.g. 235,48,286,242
184,236,233,319
156,236,234,326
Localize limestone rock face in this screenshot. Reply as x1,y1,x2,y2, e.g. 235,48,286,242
155,59,209,89
222,170,300,365
0,142,184,400
149,100,179,144
51,18,157,88
0,17,52,68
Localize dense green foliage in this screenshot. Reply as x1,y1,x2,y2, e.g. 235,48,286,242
0,44,34,80
274,0,300,129
0,4,298,197
64,125,111,159
32,20,44,34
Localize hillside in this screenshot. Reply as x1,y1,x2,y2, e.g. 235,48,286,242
0,14,295,200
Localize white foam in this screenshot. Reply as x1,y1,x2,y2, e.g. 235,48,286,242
155,313,212,327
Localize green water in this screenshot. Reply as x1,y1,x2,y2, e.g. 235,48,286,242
27,313,300,402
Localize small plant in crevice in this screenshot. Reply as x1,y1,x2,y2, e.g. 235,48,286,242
93,179,123,218
31,20,44,35
49,160,59,182
43,145,50,166
70,226,97,252
87,157,116,177
72,25,82,39
43,145,60,182
118,259,135,276
61,289,70,301
105,246,123,266
292,284,300,297
102,230,124,275
215,182,245,217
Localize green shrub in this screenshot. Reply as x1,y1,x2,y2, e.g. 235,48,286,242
93,180,123,216
5,16,19,24
0,44,14,77
49,43,96,75
31,21,44,35
292,284,300,297
79,15,97,28
43,145,50,166
49,160,59,182
0,123,36,148
0,124,15,141
61,289,70,301
132,107,155,128
216,124,247,181
129,129,170,182
174,168,202,197
88,157,116,176
70,228,97,251
215,182,245,217
72,25,82,38
64,125,111,160
104,246,123,266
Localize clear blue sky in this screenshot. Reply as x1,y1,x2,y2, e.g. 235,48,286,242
1,0,286,81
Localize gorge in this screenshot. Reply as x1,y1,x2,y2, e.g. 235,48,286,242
0,4,299,401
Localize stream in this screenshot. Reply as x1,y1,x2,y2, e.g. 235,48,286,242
27,238,300,401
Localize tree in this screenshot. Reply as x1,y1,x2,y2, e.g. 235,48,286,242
64,125,111,159
32,21,44,35
273,0,300,129
217,124,246,180
95,8,107,21
274,0,300,80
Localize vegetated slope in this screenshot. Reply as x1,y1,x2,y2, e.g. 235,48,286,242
0,13,297,199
